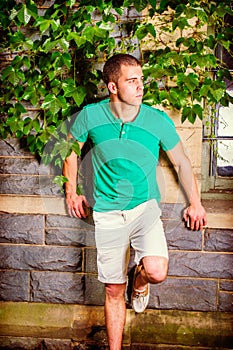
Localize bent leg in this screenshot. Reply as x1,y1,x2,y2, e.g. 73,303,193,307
105,283,126,350
134,256,168,291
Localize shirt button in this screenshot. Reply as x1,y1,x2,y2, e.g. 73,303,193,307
122,131,126,135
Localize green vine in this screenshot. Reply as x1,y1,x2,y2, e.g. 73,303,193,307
0,0,232,174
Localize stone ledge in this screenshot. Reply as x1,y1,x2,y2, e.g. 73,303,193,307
1,195,232,229
0,302,232,348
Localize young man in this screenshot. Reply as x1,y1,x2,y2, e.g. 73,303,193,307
63,54,207,349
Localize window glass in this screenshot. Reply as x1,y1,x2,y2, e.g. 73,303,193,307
217,88,233,176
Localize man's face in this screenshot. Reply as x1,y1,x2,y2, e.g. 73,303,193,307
111,64,144,106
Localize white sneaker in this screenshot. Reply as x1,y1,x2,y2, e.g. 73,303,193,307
131,264,150,313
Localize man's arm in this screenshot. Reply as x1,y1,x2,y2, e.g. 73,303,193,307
62,134,89,218
166,141,207,231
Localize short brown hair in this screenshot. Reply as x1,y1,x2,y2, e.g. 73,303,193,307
102,54,141,85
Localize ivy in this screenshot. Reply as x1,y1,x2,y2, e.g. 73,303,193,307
0,0,232,179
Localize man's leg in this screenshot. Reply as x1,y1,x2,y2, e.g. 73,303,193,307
105,283,126,350
134,256,168,291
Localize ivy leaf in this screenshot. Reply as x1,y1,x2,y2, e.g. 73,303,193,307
52,175,68,188
183,73,199,92
63,80,86,106
136,23,156,40
36,18,51,33
67,32,86,47
33,119,41,133
72,87,86,107
182,106,196,124
193,104,203,120
41,94,63,114
2,66,23,86
62,53,71,69
17,5,31,24
43,38,59,53
133,0,148,12
58,38,69,51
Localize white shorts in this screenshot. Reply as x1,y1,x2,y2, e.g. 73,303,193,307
93,199,168,284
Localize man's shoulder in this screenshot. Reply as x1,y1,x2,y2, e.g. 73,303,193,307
141,104,169,119
83,99,109,113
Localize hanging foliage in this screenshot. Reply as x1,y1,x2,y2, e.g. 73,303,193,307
0,0,232,170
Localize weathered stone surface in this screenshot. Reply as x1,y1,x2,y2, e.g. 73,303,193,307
46,214,94,230
161,203,185,220
0,175,60,195
30,272,84,304
218,292,233,312
0,337,43,350
0,301,75,338
42,339,72,350
0,214,44,244
45,214,95,246
149,278,217,311
45,228,85,246
131,346,217,350
0,158,49,175
0,139,31,156
1,302,233,348
204,228,233,252
84,275,105,306
220,280,233,291
85,248,97,273
131,310,233,347
0,337,72,350
164,220,202,250
0,245,82,272
0,271,29,301
168,251,233,279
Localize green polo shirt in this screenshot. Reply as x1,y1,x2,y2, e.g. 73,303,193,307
70,99,180,212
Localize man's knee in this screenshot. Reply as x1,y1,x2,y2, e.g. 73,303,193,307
143,256,168,284
105,283,126,300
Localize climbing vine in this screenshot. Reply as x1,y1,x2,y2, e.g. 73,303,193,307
0,0,232,175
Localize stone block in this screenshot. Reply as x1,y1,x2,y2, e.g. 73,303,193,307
45,228,85,247
0,139,31,156
0,214,44,244
0,337,43,350
0,337,72,350
31,272,84,304
0,158,49,175
149,277,217,311
164,220,202,251
161,203,185,220
85,248,97,273
168,251,233,279
0,302,75,339
130,310,233,347
218,291,233,312
204,228,233,252
0,245,82,272
0,271,29,301
42,339,72,350
46,214,95,246
84,275,105,306
220,280,233,291
0,175,60,196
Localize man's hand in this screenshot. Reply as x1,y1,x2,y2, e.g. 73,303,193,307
66,192,89,219
183,203,207,231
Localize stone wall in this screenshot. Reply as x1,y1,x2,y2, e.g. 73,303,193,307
0,3,232,347
0,135,232,348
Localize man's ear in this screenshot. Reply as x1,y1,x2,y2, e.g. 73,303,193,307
108,82,117,94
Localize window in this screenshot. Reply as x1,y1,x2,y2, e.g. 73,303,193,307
202,14,233,199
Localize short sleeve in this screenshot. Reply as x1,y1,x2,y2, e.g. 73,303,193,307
159,111,180,151
70,109,88,142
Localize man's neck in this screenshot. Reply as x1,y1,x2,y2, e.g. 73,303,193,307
109,101,140,123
